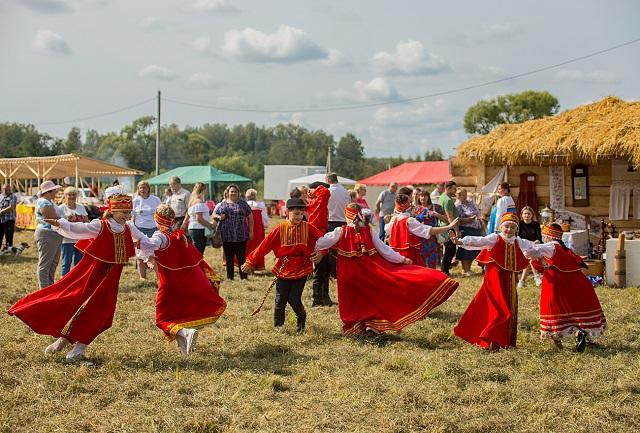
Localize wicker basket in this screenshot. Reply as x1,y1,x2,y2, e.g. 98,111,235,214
582,259,604,277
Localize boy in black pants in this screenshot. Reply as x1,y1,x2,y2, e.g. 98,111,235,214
241,198,324,331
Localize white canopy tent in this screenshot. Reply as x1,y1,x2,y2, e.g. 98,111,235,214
287,173,357,192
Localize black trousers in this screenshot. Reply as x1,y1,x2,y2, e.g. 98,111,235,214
441,239,457,275
189,228,207,254
311,220,345,305
222,241,247,280
274,277,307,328
0,220,15,247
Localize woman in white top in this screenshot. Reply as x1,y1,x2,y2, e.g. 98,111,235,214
58,187,89,276
493,182,516,233
181,182,216,254
133,180,162,279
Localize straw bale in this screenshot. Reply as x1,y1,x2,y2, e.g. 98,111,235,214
456,96,640,166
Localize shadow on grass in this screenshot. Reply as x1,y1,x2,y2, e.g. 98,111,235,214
427,310,461,324
0,256,37,265
118,343,318,375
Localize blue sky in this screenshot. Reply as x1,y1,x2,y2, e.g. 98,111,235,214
1,0,639,157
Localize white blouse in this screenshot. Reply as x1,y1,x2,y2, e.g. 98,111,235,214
384,214,433,239
54,218,157,252
315,224,406,263
246,200,269,228
459,232,542,260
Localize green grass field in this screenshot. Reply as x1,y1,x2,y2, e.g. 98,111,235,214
1,229,639,433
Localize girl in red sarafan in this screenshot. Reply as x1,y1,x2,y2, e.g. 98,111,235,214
315,203,459,336
453,212,540,350
142,204,226,359
530,223,607,352
385,194,457,266
8,193,156,362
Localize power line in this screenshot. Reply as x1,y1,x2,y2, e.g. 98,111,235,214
164,35,640,113
33,97,156,126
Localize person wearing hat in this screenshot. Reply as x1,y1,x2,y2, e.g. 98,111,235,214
452,212,542,351
9,193,158,363
34,180,64,288
307,180,332,306
241,197,324,332
314,203,459,337
139,204,226,359
385,194,458,266
527,223,607,352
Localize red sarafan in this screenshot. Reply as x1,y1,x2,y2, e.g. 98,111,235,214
153,229,226,340
537,244,607,340
9,219,135,345
329,224,458,334
454,235,529,349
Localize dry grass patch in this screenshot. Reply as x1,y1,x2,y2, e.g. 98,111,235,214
1,230,639,432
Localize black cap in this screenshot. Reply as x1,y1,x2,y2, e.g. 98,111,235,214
308,181,329,189
286,197,307,209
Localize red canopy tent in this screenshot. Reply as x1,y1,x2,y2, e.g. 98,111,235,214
358,161,451,185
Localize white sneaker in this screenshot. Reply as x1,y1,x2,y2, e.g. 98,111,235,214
534,274,543,287
183,329,198,358
516,281,524,289
44,337,69,355
65,343,87,362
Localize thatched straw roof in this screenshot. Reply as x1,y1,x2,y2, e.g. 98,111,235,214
456,96,640,166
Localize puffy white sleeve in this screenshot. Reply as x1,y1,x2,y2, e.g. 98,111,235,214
126,221,159,252
519,239,555,260
138,231,169,260
315,226,343,250
459,233,499,251
371,231,405,263
258,202,269,227
53,218,102,239
408,217,433,239
384,217,394,235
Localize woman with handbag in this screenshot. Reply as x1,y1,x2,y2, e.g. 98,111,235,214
181,183,216,254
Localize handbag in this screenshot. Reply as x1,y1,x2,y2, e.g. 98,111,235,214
209,224,223,248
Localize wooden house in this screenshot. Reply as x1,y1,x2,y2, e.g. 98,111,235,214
451,96,640,231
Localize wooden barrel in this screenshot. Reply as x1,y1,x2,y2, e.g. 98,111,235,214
613,250,626,288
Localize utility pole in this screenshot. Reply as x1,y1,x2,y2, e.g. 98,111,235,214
155,90,161,195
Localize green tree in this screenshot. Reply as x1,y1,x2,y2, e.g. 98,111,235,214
83,129,101,157
63,127,82,154
117,116,156,172
424,148,444,161
334,133,364,179
463,90,560,135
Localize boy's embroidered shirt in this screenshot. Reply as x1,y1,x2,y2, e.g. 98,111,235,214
245,220,324,279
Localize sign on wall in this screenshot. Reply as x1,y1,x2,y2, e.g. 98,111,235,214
549,166,565,210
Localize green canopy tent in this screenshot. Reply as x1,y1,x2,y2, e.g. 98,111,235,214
146,166,252,200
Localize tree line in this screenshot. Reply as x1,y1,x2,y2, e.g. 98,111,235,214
1,90,560,183
0,119,444,181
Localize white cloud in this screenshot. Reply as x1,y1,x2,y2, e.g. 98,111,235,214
186,73,217,88
32,30,72,54
479,23,522,38
139,16,163,31
18,0,72,14
271,112,305,125
191,36,213,53
216,95,244,105
354,77,399,101
192,0,238,13
138,64,178,81
222,25,329,63
555,69,621,84
479,65,504,76
320,49,350,66
373,40,450,76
